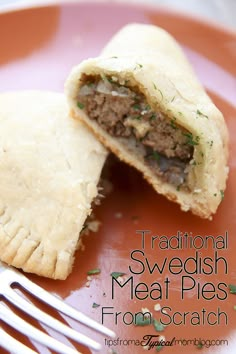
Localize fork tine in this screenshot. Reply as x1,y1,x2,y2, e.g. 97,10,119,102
0,327,37,354
0,302,80,354
3,286,102,351
14,270,116,338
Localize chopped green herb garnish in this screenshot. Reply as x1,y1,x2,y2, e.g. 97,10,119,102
220,190,224,200
81,224,88,232
77,102,84,109
183,132,200,146
200,151,204,157
101,74,116,83
191,159,202,166
214,193,217,197
107,76,116,83
153,82,157,90
229,284,236,294
150,114,156,121
171,96,175,102
178,111,183,116
145,104,151,111
110,271,126,279
152,151,160,163
176,185,181,191
135,63,143,70
133,103,140,110
111,56,118,59
196,109,208,119
134,313,152,326
170,118,177,129
111,349,118,354
156,345,163,352
134,115,142,120
196,341,204,349
158,89,163,100
208,140,213,147
87,268,101,275
153,319,165,332
92,302,100,308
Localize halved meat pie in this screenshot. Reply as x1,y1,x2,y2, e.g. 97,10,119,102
65,24,229,219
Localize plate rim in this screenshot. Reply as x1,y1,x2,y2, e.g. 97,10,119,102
0,0,236,39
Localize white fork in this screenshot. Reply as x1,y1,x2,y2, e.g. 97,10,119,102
0,261,115,353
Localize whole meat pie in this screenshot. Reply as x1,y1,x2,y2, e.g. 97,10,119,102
66,23,229,219
0,91,107,279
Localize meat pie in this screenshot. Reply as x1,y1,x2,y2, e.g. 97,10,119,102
0,91,107,279
65,24,229,219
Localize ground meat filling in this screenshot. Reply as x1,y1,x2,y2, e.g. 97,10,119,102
77,74,194,189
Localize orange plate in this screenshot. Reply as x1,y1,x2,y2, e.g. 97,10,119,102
0,2,236,354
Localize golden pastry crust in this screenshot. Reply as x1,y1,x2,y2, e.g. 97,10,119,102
0,91,107,279
65,23,229,219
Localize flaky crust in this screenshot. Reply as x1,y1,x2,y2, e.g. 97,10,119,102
0,91,107,279
65,23,229,219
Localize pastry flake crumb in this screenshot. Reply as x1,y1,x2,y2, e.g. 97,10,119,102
114,212,123,219
142,307,152,317
77,238,85,251
154,303,161,312
87,220,101,233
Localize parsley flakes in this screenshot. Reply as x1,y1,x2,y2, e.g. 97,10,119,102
135,63,143,70
196,109,208,119
152,151,161,163
110,271,126,279
77,102,84,109
92,302,100,308
183,132,200,146
229,284,236,294
134,313,152,326
170,118,177,129
153,319,165,332
220,190,224,200
158,89,164,100
87,268,101,275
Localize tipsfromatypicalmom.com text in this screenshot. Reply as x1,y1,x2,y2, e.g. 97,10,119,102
104,335,228,350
